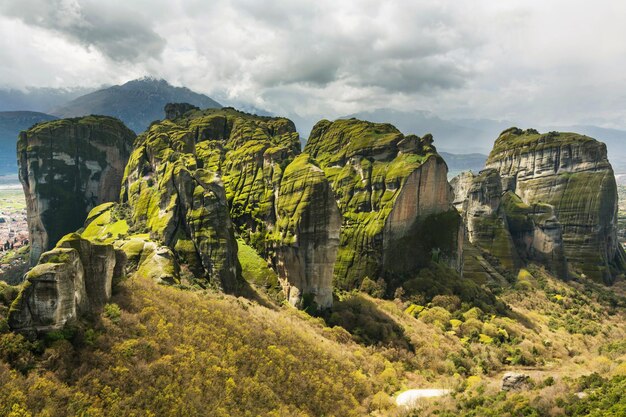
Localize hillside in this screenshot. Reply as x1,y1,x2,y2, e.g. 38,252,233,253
0,111,57,175
2,112,626,415
52,78,222,133
1,260,625,416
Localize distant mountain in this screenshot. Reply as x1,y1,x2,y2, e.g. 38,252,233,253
0,87,94,113
52,78,222,133
0,111,57,175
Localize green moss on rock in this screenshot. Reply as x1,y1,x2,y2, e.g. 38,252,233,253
304,118,460,289
18,116,135,265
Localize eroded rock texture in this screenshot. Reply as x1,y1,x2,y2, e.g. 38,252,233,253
8,233,124,337
454,168,567,282
18,116,135,265
304,119,462,290
273,154,341,309
485,128,626,283
120,114,243,291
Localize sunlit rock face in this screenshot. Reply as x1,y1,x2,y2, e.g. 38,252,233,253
273,154,342,309
483,127,626,283
304,118,462,291
18,116,135,265
8,233,125,337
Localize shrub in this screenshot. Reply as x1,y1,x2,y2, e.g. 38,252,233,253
360,277,386,298
431,294,462,312
418,307,452,330
103,303,122,323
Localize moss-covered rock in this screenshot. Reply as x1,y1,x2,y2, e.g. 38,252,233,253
272,154,341,309
18,116,135,265
120,107,293,291
304,118,461,290
454,168,568,282
7,231,123,337
486,128,626,283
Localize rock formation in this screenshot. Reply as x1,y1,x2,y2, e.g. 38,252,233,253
18,116,135,265
273,154,342,309
12,105,467,317
501,372,530,391
304,118,462,290
454,168,567,282
454,127,625,284
120,115,242,291
485,128,626,283
8,232,125,337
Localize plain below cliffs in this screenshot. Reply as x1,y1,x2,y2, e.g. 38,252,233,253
454,127,626,284
18,116,135,266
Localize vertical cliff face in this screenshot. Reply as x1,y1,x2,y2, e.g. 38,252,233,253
273,154,341,309
8,232,125,337
462,169,520,271
120,118,242,291
485,128,625,283
18,116,135,265
304,119,461,290
453,168,568,282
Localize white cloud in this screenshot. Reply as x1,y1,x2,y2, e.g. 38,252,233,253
1,0,626,128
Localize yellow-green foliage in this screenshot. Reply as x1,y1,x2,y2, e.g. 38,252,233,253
81,205,129,244
237,239,279,290
304,118,444,288
0,274,390,416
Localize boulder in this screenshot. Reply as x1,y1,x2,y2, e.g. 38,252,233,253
8,234,123,337
501,372,530,391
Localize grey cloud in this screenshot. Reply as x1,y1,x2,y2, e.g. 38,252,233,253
190,0,482,93
0,0,165,62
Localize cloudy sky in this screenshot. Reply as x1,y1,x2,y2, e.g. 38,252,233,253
1,0,626,128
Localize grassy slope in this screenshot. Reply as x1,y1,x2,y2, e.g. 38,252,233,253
0,262,625,416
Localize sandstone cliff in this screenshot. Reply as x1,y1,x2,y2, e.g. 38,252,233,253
272,154,341,309
18,116,135,265
120,114,242,291
485,128,626,283
304,118,462,290
454,128,625,284
8,232,125,337
120,106,341,307
454,168,568,283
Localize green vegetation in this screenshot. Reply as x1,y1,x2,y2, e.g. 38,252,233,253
304,118,456,289
237,238,281,297
489,128,595,158
0,274,395,416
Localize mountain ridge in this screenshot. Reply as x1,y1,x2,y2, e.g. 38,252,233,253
51,78,222,133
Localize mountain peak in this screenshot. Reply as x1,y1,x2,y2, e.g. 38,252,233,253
51,79,221,133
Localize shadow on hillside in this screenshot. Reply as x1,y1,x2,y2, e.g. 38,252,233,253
506,309,538,332
322,294,414,351
235,279,280,311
